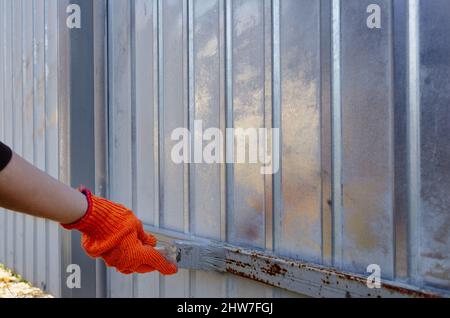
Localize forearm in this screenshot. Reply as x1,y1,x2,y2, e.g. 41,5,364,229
0,144,176,275
0,151,87,224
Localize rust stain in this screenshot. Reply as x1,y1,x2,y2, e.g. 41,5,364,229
321,266,440,298
380,283,440,299
224,247,443,298
226,268,277,288
261,263,287,277
226,259,254,271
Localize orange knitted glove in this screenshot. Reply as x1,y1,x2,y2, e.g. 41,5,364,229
62,188,177,275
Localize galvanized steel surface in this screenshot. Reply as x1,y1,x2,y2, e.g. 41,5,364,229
0,0,449,298
107,0,450,297
0,0,62,297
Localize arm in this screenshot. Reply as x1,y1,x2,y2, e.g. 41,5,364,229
0,143,177,275
0,151,87,224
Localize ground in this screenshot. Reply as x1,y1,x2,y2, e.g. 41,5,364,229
0,264,52,298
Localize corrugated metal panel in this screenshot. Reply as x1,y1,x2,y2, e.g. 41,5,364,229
0,0,62,297
341,0,395,277
419,0,450,290
107,0,450,298
0,0,449,298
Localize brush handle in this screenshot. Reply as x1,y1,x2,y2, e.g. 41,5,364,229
154,242,179,265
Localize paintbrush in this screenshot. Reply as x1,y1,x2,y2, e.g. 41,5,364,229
155,240,228,272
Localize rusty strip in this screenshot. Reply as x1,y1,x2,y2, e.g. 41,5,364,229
146,225,449,298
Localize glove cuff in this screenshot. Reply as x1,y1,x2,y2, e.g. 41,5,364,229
61,187,129,238
61,187,93,231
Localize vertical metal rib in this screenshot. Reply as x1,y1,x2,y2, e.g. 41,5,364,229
185,0,193,295
156,0,164,298
10,0,17,273
130,0,137,299
153,0,160,229
331,0,343,268
219,0,227,243
44,0,50,292
387,0,396,281
264,0,274,252
130,0,137,227
93,0,108,298
57,0,73,298
31,0,38,286
320,0,333,266
225,0,233,243
407,0,421,284
185,0,193,235
271,0,281,253
224,0,234,297
157,0,165,228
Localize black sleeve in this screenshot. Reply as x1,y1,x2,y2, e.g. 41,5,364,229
0,142,13,172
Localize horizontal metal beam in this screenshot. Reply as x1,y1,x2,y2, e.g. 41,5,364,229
145,225,449,298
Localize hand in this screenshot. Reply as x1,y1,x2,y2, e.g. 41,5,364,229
62,188,177,275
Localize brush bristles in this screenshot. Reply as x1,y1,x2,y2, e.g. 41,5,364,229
174,240,227,272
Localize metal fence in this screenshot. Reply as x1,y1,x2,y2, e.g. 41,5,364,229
0,0,62,296
0,0,449,298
